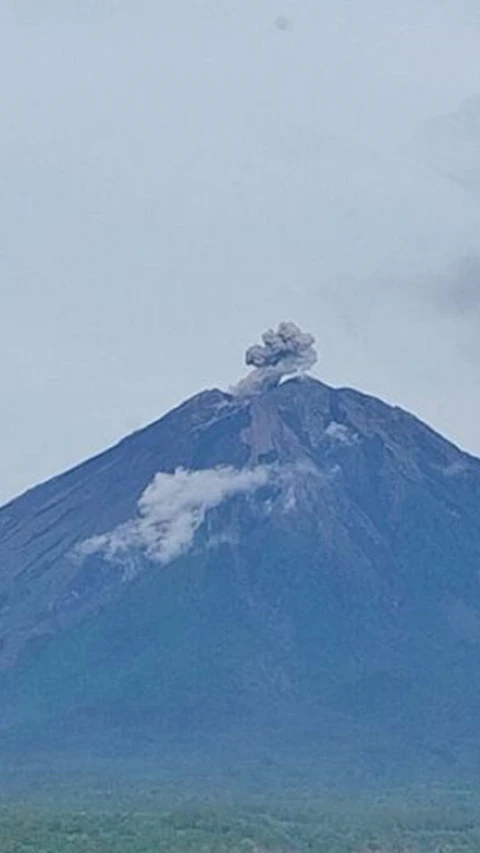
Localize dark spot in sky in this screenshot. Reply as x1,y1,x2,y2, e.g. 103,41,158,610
274,15,292,32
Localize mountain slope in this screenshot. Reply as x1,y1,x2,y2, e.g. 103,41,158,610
2,376,480,784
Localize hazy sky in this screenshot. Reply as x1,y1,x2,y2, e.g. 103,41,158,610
1,0,480,504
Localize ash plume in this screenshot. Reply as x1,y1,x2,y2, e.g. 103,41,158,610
234,322,317,395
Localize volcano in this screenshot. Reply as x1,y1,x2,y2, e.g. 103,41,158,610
2,345,480,788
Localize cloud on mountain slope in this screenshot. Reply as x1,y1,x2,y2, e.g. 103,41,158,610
78,465,270,566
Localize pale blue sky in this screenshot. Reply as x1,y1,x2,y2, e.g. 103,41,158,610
1,0,480,503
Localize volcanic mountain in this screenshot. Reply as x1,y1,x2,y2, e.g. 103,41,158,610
2,337,480,787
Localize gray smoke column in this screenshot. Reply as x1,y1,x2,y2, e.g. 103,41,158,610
234,322,318,395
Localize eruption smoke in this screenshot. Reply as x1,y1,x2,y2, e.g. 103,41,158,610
78,466,270,567
234,322,318,395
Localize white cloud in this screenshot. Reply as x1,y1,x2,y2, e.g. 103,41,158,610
78,465,270,567
324,422,359,445
443,460,470,477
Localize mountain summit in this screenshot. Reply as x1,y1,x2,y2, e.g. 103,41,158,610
2,326,480,787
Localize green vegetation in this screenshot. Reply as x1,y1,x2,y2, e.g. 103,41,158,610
1,791,480,852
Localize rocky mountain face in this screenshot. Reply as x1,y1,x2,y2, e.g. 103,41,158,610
1,376,480,784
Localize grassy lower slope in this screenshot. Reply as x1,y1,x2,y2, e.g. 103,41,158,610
1,791,480,853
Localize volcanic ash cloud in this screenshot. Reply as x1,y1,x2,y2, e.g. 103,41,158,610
234,322,317,395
